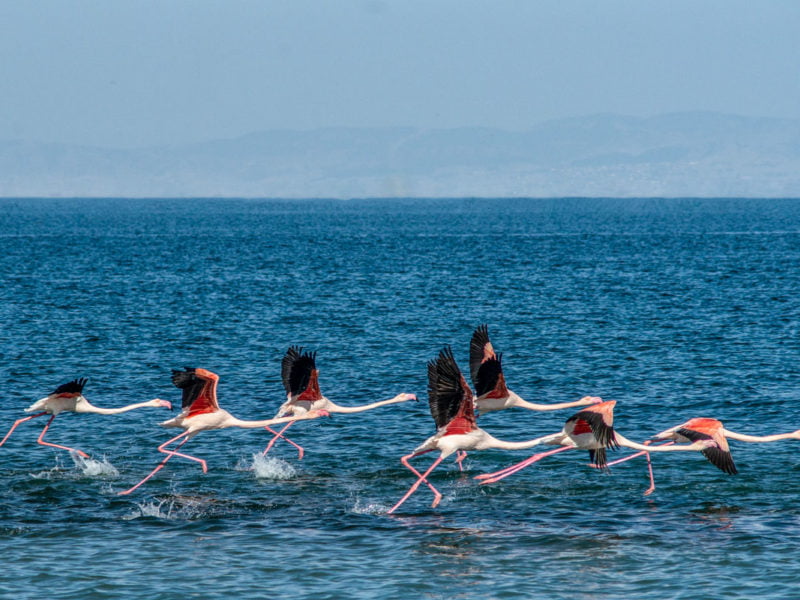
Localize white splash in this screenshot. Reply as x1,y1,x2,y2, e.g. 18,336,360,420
122,498,177,520
29,466,61,480
248,453,297,479
69,451,119,478
349,497,391,515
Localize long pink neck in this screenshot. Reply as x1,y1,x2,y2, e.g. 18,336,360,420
325,395,411,414
77,401,159,415
722,428,800,443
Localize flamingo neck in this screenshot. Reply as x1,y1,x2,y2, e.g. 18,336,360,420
227,413,313,429
76,400,159,415
325,394,411,414
481,431,566,451
722,429,800,443
615,433,714,452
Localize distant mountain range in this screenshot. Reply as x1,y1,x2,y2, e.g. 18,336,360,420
2,112,800,197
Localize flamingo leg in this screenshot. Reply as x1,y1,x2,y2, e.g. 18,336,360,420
455,451,468,472
399,451,442,498
118,432,197,496
36,415,89,458
388,452,444,514
475,446,573,485
589,442,676,469
262,421,304,459
643,449,656,496
0,412,47,447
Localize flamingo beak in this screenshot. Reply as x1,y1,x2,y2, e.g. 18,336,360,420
157,399,173,411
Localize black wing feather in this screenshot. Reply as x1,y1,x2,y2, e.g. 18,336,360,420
567,409,618,449
53,378,88,395
473,355,503,397
589,448,609,470
171,368,206,410
469,324,492,385
428,346,473,429
675,428,738,474
282,346,317,396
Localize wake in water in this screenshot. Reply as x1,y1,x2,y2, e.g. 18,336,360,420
238,453,299,480
28,451,119,479
69,450,119,478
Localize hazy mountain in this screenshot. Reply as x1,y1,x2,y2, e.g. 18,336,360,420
2,112,800,197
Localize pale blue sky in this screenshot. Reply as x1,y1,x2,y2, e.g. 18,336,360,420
1,0,799,147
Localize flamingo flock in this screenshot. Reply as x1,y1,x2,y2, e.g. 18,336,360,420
2,326,798,509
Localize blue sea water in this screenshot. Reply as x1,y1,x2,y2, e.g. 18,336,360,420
1,197,799,599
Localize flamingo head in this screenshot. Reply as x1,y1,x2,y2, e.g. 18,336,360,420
150,398,172,410
398,393,417,402
579,396,603,405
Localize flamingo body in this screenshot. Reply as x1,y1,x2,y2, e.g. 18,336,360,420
118,367,329,495
262,347,415,458
654,418,737,474
387,347,554,513
469,325,601,415
0,378,171,458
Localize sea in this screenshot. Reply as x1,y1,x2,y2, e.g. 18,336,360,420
1,197,799,599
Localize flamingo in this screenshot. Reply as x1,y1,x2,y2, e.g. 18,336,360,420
470,324,602,415
474,400,718,494
598,417,800,478
452,324,603,470
118,368,329,495
387,347,562,514
0,378,171,459
262,346,416,458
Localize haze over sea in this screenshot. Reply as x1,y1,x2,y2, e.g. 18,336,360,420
1,197,799,599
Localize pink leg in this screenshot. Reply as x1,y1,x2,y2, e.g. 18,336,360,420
400,451,441,499
388,452,444,514
262,421,304,459
590,442,675,469
643,450,656,496
455,451,468,472
118,432,199,496
36,415,89,458
0,412,47,447
475,446,573,485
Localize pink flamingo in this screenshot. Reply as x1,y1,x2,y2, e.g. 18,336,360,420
0,378,171,459
470,325,602,415
475,401,717,493
262,346,416,458
387,347,561,514
118,368,329,495
453,325,603,471
596,417,800,487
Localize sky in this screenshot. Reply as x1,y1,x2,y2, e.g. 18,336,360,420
1,0,799,148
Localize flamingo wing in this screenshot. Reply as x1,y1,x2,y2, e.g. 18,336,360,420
566,408,618,450
52,378,88,396
428,346,475,431
469,324,494,384
172,368,219,415
469,324,510,398
281,346,320,398
675,427,737,474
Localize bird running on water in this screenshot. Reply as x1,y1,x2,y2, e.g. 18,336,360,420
475,400,718,494
262,346,416,458
0,378,171,459
470,324,601,415
598,417,800,490
387,347,561,514
118,368,329,495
